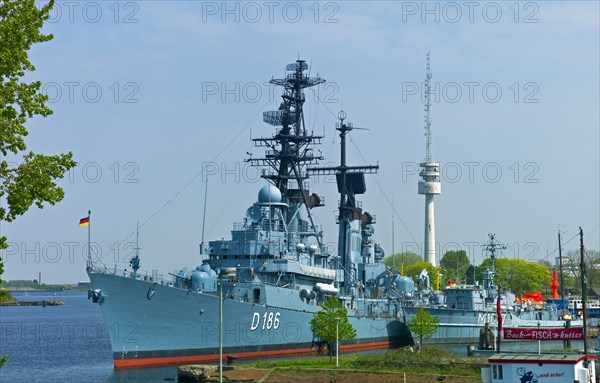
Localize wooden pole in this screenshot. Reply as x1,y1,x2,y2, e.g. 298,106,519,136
579,227,588,366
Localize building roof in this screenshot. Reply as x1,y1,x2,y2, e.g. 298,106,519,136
588,288,600,297
489,353,597,365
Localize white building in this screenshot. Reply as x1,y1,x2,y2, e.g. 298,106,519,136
483,353,596,383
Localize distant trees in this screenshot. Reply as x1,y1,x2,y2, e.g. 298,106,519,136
0,262,14,307
477,258,550,294
384,252,422,270
564,249,600,293
538,260,553,272
386,246,600,295
0,279,67,291
439,250,471,285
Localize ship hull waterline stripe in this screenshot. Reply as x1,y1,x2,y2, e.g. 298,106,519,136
113,340,394,369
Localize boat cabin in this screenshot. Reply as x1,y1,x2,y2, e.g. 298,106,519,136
483,353,596,383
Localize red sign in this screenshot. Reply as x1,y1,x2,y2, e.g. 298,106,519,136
503,327,584,341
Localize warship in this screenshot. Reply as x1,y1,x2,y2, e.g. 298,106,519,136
399,234,582,345
87,59,414,369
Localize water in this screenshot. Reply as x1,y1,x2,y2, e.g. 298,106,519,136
0,291,177,383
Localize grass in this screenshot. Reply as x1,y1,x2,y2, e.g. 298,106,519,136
246,346,488,378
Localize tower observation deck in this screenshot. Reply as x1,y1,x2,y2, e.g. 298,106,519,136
418,52,441,267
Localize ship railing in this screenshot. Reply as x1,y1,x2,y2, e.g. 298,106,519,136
258,221,286,232
336,199,363,209
91,264,172,286
231,220,287,233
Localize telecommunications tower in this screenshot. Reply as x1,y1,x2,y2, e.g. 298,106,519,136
418,52,441,266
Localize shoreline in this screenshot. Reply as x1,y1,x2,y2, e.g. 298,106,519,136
178,366,482,383
0,299,65,307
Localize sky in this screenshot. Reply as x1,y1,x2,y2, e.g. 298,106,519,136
1,0,598,284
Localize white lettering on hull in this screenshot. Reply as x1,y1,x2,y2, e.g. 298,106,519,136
251,311,281,331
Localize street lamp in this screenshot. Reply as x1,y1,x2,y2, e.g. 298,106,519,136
336,319,339,367
219,268,236,383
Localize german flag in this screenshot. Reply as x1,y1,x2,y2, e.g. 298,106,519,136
79,217,90,227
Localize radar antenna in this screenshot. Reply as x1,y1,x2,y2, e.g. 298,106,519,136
483,233,507,273
246,59,327,249
482,233,507,299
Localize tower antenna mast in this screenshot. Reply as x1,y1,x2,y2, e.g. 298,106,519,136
418,51,441,266
425,51,433,163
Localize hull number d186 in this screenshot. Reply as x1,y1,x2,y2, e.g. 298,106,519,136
251,311,281,331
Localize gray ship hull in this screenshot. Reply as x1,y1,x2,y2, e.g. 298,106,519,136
402,306,582,344
89,272,412,368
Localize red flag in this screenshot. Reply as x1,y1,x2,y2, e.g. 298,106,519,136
497,293,502,352
497,295,502,330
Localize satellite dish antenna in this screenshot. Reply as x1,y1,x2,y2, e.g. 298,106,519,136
245,206,262,223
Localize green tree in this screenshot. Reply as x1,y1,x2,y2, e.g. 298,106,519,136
0,262,15,305
384,252,422,271
309,297,356,361
538,259,553,272
564,249,600,291
465,264,479,284
1,0,76,247
439,250,471,285
403,261,438,289
407,306,439,350
1,0,76,368
477,258,550,295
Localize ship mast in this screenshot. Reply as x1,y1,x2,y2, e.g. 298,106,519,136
482,233,506,299
247,60,326,247
130,221,141,277
309,111,378,294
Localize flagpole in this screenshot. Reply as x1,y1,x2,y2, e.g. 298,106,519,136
87,210,91,268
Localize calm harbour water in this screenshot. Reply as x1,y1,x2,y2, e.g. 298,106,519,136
0,291,587,383
0,291,177,383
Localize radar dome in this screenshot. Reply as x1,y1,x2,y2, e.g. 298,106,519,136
258,184,282,203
